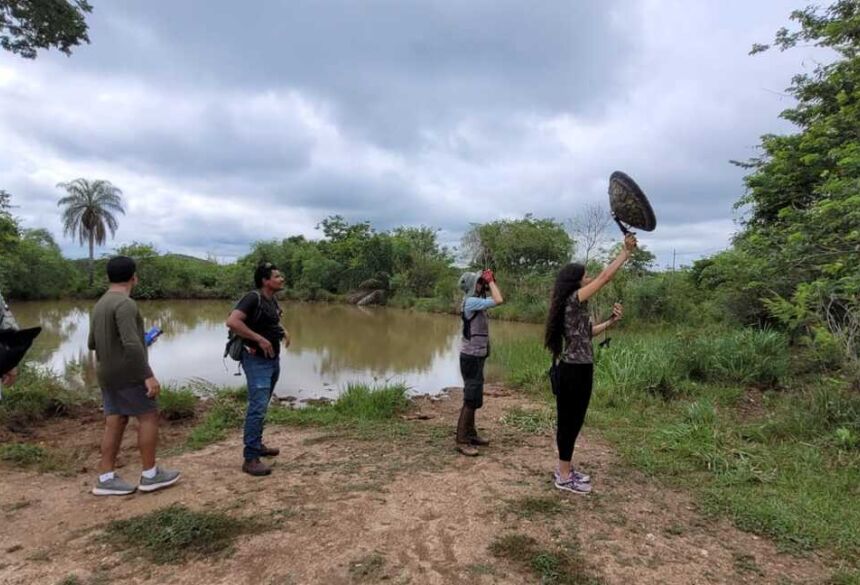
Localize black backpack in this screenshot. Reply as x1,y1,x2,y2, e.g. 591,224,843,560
224,291,263,361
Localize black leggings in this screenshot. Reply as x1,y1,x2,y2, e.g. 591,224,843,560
555,362,594,462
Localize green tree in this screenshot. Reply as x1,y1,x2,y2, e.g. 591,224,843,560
721,0,860,330
316,215,393,291
57,178,125,286
3,228,76,298
704,0,860,346
1,0,92,59
462,216,572,276
390,226,453,297
0,189,19,253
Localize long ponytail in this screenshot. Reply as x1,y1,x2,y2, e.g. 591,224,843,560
544,263,586,359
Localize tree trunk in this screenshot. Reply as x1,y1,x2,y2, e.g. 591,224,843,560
88,234,94,286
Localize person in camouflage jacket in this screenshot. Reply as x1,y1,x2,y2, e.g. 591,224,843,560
0,290,20,387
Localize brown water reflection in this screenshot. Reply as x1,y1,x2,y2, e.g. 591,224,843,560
14,300,540,399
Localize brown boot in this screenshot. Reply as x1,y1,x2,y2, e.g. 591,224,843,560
260,444,280,457
466,408,490,446
456,406,479,457
242,458,272,476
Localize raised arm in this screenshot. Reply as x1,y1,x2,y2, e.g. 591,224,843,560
577,234,637,303
487,281,504,305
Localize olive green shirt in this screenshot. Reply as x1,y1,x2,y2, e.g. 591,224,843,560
87,292,153,390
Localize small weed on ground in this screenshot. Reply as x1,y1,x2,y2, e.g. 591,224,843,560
501,407,555,435
506,496,563,519
732,552,764,576
102,504,264,564
0,442,48,466
348,552,386,581
489,533,603,585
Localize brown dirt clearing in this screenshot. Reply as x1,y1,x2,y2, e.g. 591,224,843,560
0,388,834,584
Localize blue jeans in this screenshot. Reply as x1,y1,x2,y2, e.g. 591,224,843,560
242,353,280,461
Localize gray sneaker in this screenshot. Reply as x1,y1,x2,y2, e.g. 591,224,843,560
554,467,591,484
92,475,136,496
554,475,592,495
138,467,181,493
573,469,591,484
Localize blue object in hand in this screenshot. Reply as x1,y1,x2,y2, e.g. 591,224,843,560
145,326,163,347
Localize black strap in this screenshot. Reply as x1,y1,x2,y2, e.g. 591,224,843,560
246,290,265,329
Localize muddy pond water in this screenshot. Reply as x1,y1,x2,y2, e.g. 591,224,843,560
15,300,541,400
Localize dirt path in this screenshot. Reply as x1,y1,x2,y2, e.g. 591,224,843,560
0,389,833,585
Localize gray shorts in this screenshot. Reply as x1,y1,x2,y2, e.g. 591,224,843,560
101,383,158,417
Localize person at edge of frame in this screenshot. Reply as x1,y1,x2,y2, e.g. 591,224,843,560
455,267,504,456
0,290,20,396
88,256,181,496
544,233,637,494
226,262,291,477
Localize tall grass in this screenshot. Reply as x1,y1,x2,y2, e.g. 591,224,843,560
267,383,410,427
486,338,548,389
489,326,791,399
489,327,859,562
158,386,199,420
186,383,410,450
185,387,247,450
0,365,97,428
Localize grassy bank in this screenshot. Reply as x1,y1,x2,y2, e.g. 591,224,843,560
0,365,98,429
489,327,860,570
183,382,412,451
0,367,412,473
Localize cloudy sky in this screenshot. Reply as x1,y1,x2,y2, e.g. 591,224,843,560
0,0,828,268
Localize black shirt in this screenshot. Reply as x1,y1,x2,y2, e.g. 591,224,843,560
234,291,284,357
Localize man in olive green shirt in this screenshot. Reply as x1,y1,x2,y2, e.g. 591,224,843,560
87,256,180,496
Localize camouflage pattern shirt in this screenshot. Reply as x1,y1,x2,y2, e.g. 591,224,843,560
562,292,592,364
0,291,18,331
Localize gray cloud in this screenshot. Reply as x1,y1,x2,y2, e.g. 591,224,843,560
0,0,831,268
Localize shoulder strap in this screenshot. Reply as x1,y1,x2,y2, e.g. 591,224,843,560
251,290,264,324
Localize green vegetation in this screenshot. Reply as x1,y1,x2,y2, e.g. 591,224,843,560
103,504,263,564
57,178,125,286
186,383,410,451
500,406,555,435
0,442,49,466
697,1,860,386
489,533,602,585
158,386,199,421
185,387,247,450
0,365,97,428
267,383,410,427
490,331,860,563
0,0,92,60
505,496,563,519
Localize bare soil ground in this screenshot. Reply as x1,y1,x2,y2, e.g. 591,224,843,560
0,388,834,585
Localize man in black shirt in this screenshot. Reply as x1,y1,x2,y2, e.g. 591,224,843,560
226,262,291,476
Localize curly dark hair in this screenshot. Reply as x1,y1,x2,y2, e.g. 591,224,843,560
544,263,586,358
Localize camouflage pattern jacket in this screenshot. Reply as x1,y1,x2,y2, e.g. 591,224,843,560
0,292,18,331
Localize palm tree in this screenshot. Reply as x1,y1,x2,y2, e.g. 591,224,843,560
57,179,125,285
